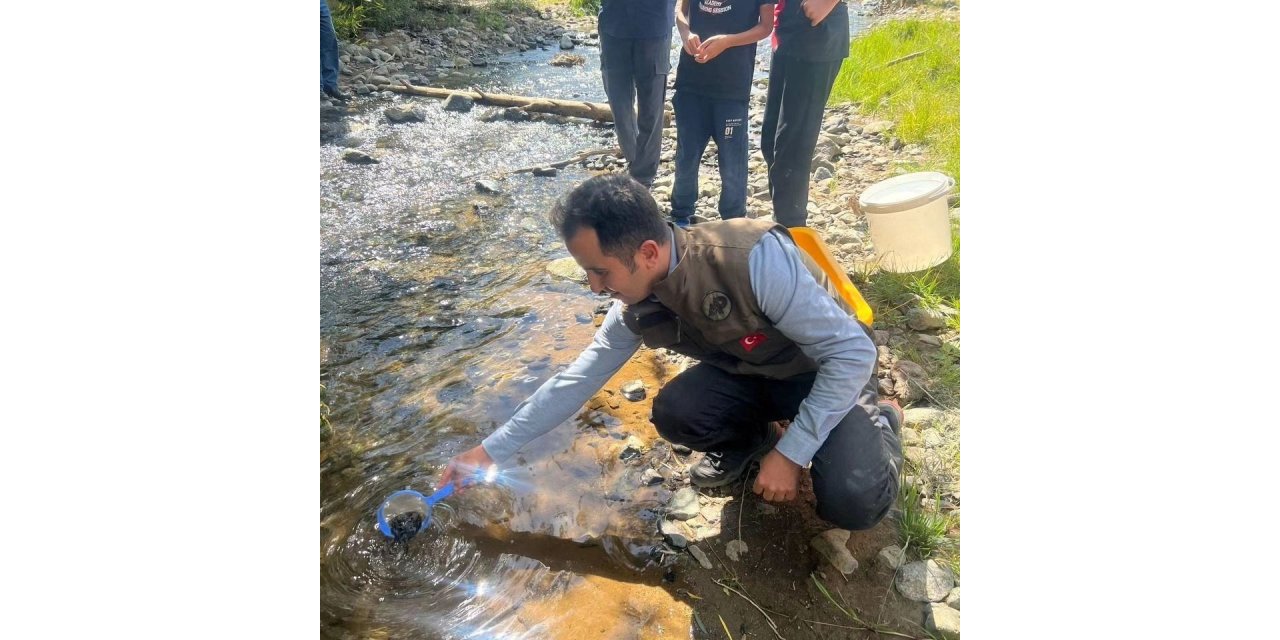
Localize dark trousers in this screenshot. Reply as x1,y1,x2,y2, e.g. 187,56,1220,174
600,33,669,187
761,52,844,228
671,90,749,221
651,363,902,531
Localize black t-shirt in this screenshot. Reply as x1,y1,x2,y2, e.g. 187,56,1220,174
773,0,849,62
674,0,772,101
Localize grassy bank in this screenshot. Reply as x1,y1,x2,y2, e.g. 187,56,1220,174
330,0,548,41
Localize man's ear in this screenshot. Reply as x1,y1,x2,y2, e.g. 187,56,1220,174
637,239,661,269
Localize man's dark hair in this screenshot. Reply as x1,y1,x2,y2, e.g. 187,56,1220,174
549,174,669,271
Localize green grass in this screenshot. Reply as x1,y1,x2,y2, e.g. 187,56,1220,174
568,0,600,16
830,18,960,183
896,477,955,561
332,0,541,40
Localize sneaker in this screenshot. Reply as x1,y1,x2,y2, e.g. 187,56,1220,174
323,85,350,102
672,216,691,229
877,399,904,435
689,424,782,489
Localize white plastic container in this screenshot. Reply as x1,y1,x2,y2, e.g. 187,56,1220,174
857,171,955,273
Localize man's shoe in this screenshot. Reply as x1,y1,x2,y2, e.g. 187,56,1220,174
323,85,350,102
672,216,691,229
689,425,782,489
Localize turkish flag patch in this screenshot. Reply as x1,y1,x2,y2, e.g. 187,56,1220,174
739,332,768,353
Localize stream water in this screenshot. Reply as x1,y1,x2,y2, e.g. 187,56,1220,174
321,11,868,639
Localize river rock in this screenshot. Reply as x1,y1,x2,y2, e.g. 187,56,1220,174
907,307,948,331
532,166,558,177
863,120,895,135
687,544,713,569
342,150,379,165
384,105,425,123
474,179,503,195
892,360,929,403
621,380,646,401
641,468,664,485
813,166,833,182
443,93,474,112
946,587,960,610
620,435,646,460
546,257,586,282
896,560,955,602
369,75,392,85
923,428,944,448
668,487,700,521
926,603,961,638
810,529,857,575
900,428,922,447
916,333,943,347
470,57,487,67
661,519,692,548
877,545,906,570
503,107,532,122
560,34,575,49
904,407,944,427
672,444,692,455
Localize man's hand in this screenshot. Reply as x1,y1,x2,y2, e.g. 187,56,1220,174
695,34,731,63
801,0,840,26
753,449,802,502
683,32,703,56
438,444,494,490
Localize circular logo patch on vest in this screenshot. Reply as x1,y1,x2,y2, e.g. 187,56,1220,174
701,291,732,321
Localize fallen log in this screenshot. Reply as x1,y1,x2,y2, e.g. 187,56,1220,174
380,81,672,124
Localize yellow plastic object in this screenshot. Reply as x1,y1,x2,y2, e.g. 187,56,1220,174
789,226,875,326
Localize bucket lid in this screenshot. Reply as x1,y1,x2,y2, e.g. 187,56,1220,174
858,171,954,214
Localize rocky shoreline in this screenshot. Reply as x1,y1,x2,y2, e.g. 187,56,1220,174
323,2,961,636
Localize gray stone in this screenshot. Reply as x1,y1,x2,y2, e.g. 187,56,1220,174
520,217,541,232
922,428,944,448
896,560,955,602
672,444,692,455
661,519,691,548
443,93,474,112
725,539,748,562
560,34,575,49
621,380,647,401
620,436,646,460
503,107,532,122
926,603,961,638
687,544,713,569
470,57,488,67
384,105,425,123
945,587,960,610
900,428,923,447
873,330,891,346
889,136,904,151
916,334,943,347
668,487,700,521
813,166,834,182
907,307,948,331
904,407,944,427
369,75,392,85
641,468,664,485
546,257,587,282
810,529,857,575
877,545,906,570
532,166,558,177
474,180,503,195
342,150,379,165
863,120,895,135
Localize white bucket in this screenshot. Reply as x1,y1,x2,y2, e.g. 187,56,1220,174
858,171,955,273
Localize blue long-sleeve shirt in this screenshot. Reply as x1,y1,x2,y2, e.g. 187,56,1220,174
481,228,877,467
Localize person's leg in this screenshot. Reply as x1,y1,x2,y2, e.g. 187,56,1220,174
671,91,713,224
630,37,670,187
711,97,750,220
320,0,340,92
760,51,786,195
600,34,640,172
768,56,843,228
804,377,903,530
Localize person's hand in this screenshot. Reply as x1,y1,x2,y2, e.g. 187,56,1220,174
802,0,840,26
683,32,703,56
695,35,731,63
437,444,494,490
753,449,802,502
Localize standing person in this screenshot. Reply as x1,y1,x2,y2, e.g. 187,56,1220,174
597,0,678,188
439,175,903,533
670,0,776,227
320,0,349,102
761,0,849,227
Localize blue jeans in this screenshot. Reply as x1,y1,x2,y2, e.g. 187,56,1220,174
671,90,749,222
320,0,340,91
